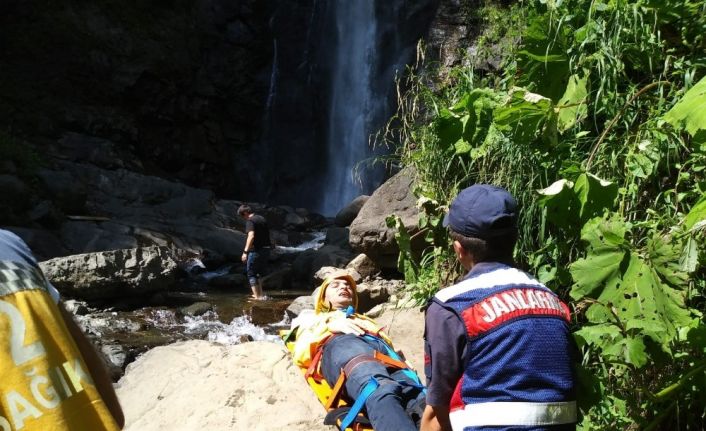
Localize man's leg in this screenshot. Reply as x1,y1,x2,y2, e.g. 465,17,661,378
246,251,265,299
321,335,417,431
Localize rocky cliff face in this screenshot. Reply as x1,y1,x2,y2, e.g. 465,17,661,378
0,0,475,216
0,0,272,196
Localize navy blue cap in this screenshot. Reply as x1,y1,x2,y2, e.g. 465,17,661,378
443,184,518,238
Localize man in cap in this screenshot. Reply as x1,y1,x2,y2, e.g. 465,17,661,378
291,271,426,431
420,185,576,431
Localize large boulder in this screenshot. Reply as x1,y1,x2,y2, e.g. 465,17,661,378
334,195,369,227
291,245,355,283
356,279,405,313
349,167,420,269
40,246,179,300
116,341,329,431
345,253,380,280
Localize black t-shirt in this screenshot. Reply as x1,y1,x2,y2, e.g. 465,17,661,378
245,214,271,250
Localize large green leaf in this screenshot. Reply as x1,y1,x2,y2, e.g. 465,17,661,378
580,216,628,250
494,88,556,146
604,337,648,368
585,252,693,347
574,323,622,349
684,194,706,230
570,248,626,300
537,179,576,229
571,217,627,299
386,215,418,283
648,235,689,287
574,173,619,224
433,109,463,150
557,73,588,132
664,76,706,137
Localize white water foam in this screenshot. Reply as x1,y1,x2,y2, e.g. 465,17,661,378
204,315,282,345
276,231,326,253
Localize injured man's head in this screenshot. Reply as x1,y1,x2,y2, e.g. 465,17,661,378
316,270,359,313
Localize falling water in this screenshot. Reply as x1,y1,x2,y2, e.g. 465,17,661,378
260,1,436,213
318,1,382,215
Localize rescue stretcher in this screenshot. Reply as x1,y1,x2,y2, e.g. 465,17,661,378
281,328,425,431
281,328,372,430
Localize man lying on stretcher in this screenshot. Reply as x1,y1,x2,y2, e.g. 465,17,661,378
291,270,426,431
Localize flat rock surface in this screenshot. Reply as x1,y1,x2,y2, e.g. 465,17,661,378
116,340,330,431
115,307,427,430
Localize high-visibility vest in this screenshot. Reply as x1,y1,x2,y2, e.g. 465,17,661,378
0,258,120,431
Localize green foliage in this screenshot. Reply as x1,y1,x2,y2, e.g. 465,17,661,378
385,0,706,428
664,76,706,137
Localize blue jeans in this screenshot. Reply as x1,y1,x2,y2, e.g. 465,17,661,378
246,248,269,286
321,334,425,431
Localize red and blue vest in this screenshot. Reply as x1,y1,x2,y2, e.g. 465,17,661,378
432,263,576,430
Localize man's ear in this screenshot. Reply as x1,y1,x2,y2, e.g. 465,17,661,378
452,240,464,258
453,240,476,269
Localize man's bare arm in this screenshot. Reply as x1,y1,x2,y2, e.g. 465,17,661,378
242,231,255,262
421,404,451,431
59,304,125,429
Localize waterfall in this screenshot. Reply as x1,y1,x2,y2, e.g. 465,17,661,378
259,1,437,214
317,1,381,216
266,39,279,112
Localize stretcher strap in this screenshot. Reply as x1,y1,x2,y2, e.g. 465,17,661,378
339,377,379,431
362,334,426,393
326,371,347,410
305,347,325,381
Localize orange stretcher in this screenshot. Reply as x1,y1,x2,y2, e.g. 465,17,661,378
281,328,425,431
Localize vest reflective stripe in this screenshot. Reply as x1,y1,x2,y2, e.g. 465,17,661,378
449,401,577,429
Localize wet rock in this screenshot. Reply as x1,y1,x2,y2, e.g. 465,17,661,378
207,273,248,289
63,299,90,316
29,200,64,228
55,132,125,169
179,302,213,317
40,246,179,300
262,264,293,291
101,344,128,376
284,212,307,230
285,295,314,320
324,226,350,249
180,257,206,276
345,253,380,280
334,195,369,227
77,314,144,337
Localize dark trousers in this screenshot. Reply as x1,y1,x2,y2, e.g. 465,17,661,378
245,248,269,286
320,334,425,431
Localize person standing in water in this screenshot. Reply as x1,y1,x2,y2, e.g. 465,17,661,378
238,204,271,300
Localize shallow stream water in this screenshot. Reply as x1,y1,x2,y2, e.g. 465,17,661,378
77,233,326,374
